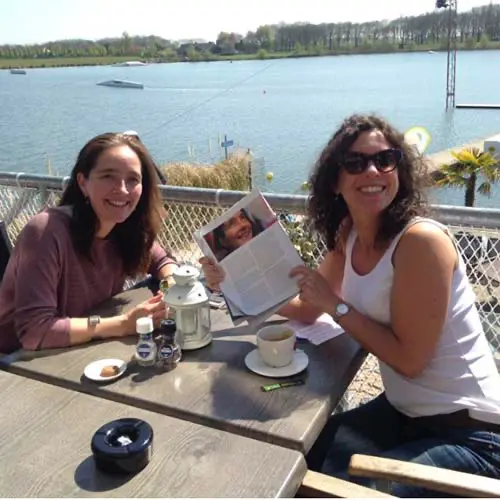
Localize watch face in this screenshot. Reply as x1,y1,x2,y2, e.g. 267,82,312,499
337,303,349,316
89,315,100,326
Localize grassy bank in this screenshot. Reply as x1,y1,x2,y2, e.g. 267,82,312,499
3,42,500,69
0,56,145,69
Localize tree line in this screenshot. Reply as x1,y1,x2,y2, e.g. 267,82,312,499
1,2,500,62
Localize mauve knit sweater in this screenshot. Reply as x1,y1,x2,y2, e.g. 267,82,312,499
0,207,175,353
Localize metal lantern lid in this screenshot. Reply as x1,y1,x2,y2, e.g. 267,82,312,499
164,265,209,308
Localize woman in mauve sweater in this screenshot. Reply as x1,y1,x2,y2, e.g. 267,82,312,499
0,132,178,353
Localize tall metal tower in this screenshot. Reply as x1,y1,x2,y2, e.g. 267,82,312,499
436,0,458,109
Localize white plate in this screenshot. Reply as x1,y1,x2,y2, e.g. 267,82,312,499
244,349,309,378
84,358,127,382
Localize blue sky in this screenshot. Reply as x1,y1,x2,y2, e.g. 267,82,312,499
0,0,492,45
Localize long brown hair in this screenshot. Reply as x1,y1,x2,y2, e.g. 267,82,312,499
308,114,428,251
59,132,164,276
212,209,264,260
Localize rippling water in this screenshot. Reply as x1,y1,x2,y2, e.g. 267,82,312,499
1,50,500,206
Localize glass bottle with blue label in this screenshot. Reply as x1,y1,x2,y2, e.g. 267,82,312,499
135,317,157,367
156,319,182,371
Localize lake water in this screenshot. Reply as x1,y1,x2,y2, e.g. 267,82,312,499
1,50,500,207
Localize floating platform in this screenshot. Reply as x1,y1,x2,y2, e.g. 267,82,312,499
456,104,500,110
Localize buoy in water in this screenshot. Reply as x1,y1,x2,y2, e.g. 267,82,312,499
265,172,274,182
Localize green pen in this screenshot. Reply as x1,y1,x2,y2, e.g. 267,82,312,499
261,380,305,392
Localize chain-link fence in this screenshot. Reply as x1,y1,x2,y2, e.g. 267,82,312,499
1,173,500,412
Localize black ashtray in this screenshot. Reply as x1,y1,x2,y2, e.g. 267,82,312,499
91,418,153,474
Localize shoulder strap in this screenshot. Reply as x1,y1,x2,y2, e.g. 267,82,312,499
344,228,357,266
389,217,461,266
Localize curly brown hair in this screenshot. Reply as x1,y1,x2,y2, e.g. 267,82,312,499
308,114,429,251
59,132,168,276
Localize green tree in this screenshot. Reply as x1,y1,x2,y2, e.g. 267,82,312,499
479,33,490,49
256,48,268,59
122,31,131,54
255,25,273,50
293,41,305,54
186,45,201,61
464,37,476,49
432,148,500,207
161,47,178,61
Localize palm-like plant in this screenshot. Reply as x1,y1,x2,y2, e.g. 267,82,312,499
431,147,500,207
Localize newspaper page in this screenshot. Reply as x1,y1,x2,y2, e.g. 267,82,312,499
194,189,304,324
286,314,345,345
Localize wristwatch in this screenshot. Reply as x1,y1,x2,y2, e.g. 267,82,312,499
332,302,350,322
88,315,101,328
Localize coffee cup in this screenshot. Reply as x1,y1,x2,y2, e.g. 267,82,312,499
256,325,296,368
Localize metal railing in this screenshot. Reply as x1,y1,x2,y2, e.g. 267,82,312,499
2,172,500,411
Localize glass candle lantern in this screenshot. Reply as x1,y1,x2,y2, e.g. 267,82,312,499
163,265,212,350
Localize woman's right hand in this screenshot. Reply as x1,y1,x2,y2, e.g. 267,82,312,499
123,293,167,334
199,256,225,291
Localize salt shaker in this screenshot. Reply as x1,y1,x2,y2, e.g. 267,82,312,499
135,317,157,367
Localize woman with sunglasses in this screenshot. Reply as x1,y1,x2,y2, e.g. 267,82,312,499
202,114,500,496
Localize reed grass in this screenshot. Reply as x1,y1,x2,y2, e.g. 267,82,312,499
162,152,251,191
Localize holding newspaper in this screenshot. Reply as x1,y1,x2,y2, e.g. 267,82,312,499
193,189,304,324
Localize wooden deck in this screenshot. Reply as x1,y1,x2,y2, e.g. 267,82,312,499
456,104,500,110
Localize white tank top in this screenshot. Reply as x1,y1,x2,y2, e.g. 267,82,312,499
342,217,500,418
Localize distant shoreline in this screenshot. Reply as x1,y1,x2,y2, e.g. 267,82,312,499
2,45,500,70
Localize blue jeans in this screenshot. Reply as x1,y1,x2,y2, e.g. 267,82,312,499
307,393,500,497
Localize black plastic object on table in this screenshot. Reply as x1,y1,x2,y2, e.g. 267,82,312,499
156,319,182,370
91,418,154,474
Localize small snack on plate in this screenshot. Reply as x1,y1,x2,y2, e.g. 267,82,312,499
100,365,120,377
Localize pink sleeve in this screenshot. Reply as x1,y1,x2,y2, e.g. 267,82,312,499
148,241,177,278
13,215,71,350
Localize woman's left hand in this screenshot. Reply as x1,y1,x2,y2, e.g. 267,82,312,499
290,265,338,314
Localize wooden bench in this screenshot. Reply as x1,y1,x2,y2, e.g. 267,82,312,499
297,452,500,498
349,454,500,498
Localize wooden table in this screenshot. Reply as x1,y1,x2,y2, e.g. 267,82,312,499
1,288,365,454
0,370,306,497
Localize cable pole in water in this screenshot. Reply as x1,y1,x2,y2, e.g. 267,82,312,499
436,0,458,109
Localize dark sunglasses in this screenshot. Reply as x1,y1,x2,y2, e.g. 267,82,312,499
342,148,403,175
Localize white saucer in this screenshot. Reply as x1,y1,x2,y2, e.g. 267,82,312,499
84,358,127,382
244,349,309,378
